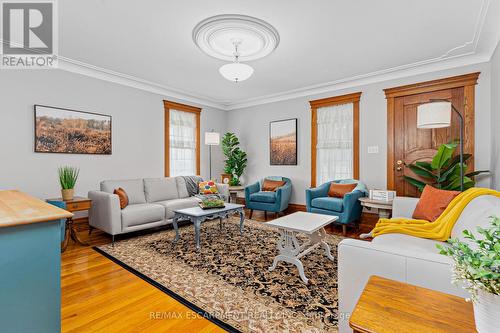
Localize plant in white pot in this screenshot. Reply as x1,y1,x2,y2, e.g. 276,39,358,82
437,216,500,333
58,166,79,201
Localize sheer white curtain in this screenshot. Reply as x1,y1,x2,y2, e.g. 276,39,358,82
316,102,353,185
170,109,196,176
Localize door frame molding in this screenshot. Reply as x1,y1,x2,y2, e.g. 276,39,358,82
384,72,480,191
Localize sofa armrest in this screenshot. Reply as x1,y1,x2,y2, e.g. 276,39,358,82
88,190,122,235
337,238,465,333
215,183,230,202
244,182,260,201
392,196,419,218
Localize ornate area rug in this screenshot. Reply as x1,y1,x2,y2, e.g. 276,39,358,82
95,217,344,332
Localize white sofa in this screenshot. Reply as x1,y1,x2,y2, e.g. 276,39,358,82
88,177,229,242
338,194,500,333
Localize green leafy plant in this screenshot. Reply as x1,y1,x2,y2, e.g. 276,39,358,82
221,133,247,186
58,166,79,189
404,143,489,191
437,216,500,301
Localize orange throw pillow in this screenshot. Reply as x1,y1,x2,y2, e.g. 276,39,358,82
262,179,286,192
114,187,129,209
328,183,357,198
412,185,460,222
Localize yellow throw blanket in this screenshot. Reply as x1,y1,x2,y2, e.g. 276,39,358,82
372,188,500,241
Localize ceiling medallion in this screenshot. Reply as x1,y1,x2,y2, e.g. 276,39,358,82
193,14,280,82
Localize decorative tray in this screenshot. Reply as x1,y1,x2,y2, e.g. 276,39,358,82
198,203,225,210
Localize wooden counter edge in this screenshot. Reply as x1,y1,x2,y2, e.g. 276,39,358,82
0,190,73,228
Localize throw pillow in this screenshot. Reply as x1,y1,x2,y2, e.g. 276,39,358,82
199,180,219,195
114,187,129,209
328,182,357,198
262,179,286,192
412,185,460,222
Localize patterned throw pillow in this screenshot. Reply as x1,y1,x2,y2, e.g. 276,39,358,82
198,180,219,195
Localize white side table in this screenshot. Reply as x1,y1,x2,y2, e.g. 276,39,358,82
265,212,338,284
358,197,393,218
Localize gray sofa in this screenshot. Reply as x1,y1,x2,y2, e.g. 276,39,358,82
88,177,229,242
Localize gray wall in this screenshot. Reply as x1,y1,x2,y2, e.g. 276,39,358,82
227,63,492,204
0,70,227,198
491,43,500,190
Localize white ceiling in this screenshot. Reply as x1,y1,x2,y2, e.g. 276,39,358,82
58,0,500,110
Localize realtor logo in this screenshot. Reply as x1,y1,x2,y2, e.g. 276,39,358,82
1,0,58,68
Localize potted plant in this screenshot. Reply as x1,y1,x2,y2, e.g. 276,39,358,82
221,132,247,186
58,166,79,201
437,216,500,333
404,142,489,191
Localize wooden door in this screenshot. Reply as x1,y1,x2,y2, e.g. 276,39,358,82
385,73,479,197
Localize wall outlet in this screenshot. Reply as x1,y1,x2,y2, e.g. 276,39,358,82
367,146,379,154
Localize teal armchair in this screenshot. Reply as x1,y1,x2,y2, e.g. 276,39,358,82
306,179,367,235
46,200,68,245
245,177,292,220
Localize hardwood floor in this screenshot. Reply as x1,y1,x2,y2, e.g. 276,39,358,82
62,211,377,332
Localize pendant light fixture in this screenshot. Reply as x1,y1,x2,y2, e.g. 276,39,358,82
192,14,280,83
218,41,254,83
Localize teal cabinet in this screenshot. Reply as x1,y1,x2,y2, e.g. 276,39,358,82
0,221,62,332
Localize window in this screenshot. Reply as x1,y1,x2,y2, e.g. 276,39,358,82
164,101,201,177
310,92,361,187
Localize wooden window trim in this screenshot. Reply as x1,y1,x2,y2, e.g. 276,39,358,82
309,92,361,188
164,100,202,177
384,72,479,191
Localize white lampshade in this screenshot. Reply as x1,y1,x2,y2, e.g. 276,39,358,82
205,132,220,145
219,62,254,82
417,101,452,129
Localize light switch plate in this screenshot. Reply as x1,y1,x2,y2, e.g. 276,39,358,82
367,146,379,154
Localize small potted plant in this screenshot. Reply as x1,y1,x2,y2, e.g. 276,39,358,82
58,166,79,201
437,216,500,333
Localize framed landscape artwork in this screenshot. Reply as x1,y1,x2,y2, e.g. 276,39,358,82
34,105,112,154
270,118,297,165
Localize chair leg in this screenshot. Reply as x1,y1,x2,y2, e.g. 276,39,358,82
342,225,347,236
264,211,267,221
88,225,94,236
249,209,253,219
275,212,278,219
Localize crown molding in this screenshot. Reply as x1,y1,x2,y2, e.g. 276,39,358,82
58,56,226,110
226,52,490,110
54,0,493,112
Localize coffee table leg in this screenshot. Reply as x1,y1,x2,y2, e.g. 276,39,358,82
312,228,334,261
269,229,309,283
194,218,201,251
219,217,223,231
172,215,180,242
238,209,245,234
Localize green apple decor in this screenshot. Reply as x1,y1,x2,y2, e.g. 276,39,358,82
221,132,247,186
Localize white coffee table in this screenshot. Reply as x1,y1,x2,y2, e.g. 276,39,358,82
172,203,245,251
266,211,338,284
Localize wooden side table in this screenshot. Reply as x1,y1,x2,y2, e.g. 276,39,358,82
46,196,92,251
350,275,476,333
358,197,393,218
228,186,244,203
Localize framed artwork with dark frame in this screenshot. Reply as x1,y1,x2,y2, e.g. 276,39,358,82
269,118,297,165
34,104,112,155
